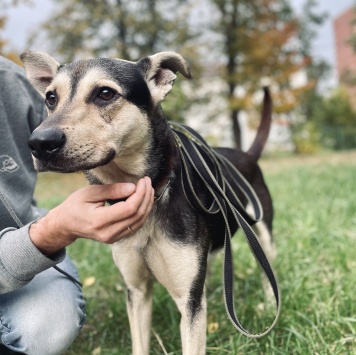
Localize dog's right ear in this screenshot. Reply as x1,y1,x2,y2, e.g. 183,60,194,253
20,51,60,96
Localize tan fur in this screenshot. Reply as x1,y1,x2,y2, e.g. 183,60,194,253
34,67,150,179
112,212,206,355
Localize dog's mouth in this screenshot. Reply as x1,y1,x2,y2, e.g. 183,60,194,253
33,149,116,173
28,127,116,173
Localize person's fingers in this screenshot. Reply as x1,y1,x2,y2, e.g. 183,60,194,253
132,177,154,221
122,180,155,233
97,178,155,243
78,182,136,202
128,177,155,229
103,177,149,220
92,177,151,228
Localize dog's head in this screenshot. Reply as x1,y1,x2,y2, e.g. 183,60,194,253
21,51,191,175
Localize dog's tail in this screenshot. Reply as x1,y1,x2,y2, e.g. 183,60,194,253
247,86,272,161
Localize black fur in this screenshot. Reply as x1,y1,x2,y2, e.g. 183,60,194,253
60,58,153,112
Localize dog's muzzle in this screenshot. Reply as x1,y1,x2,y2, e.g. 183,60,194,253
28,128,66,161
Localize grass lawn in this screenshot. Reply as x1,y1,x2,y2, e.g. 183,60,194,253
34,151,356,355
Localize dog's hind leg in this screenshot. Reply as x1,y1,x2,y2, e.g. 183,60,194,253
253,220,276,263
112,243,153,355
252,219,277,303
147,235,207,355
247,204,276,300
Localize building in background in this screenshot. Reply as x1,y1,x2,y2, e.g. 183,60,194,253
333,6,356,102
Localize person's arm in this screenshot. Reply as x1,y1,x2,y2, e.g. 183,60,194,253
0,58,54,294
0,177,154,294
0,224,66,294
30,177,154,256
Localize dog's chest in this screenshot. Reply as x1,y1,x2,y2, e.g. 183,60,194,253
121,212,173,253
111,213,200,298
112,211,199,293
111,212,163,262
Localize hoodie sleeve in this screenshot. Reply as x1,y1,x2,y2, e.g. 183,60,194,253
0,57,65,294
0,224,66,294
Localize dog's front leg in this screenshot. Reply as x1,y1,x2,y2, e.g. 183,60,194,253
147,236,207,355
177,288,207,355
112,242,153,355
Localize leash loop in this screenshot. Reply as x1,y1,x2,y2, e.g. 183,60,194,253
170,122,281,338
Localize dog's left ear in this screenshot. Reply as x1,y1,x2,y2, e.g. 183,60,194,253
20,50,60,96
138,52,191,103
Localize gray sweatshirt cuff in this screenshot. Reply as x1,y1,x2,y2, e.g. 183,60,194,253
0,223,66,282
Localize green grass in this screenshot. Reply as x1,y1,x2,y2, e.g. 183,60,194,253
35,151,356,355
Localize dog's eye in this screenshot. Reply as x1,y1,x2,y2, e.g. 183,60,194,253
45,91,57,108
98,87,116,101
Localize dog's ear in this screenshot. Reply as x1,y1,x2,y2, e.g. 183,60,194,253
138,52,191,103
20,51,60,96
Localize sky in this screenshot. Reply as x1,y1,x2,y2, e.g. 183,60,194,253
2,0,356,87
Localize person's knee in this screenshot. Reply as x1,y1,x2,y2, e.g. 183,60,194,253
27,295,85,355
3,293,85,355
25,317,83,355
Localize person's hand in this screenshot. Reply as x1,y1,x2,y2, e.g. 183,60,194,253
29,177,154,256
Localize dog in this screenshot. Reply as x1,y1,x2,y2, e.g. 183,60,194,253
21,50,276,355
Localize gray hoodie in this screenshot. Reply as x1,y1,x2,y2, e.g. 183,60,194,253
0,56,65,294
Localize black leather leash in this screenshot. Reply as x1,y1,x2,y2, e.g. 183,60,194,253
170,121,281,337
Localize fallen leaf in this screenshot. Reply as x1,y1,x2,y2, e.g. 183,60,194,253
83,276,96,287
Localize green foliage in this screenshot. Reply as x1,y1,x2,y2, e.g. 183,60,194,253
24,0,328,148
297,0,328,58
290,0,331,154
292,121,321,154
32,0,199,62
204,0,326,148
311,87,356,150
315,88,356,127
28,0,203,124
211,0,297,88
34,152,356,354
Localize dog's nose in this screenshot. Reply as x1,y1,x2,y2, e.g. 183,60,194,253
28,128,66,161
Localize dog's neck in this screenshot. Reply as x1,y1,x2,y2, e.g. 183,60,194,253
85,112,178,198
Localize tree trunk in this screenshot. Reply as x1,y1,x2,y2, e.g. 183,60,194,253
225,0,241,149
231,108,241,149
228,79,241,149
116,0,130,60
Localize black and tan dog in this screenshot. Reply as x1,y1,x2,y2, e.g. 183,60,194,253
21,51,276,355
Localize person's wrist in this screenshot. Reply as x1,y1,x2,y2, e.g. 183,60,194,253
29,210,76,256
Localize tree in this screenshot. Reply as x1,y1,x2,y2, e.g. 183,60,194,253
203,0,324,148
340,5,356,104
313,87,356,150
27,0,328,148
30,0,199,62
297,0,330,120
29,0,202,122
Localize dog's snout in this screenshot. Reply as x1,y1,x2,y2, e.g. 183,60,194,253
28,128,66,161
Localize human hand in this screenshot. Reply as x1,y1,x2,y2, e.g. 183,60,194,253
29,177,154,256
